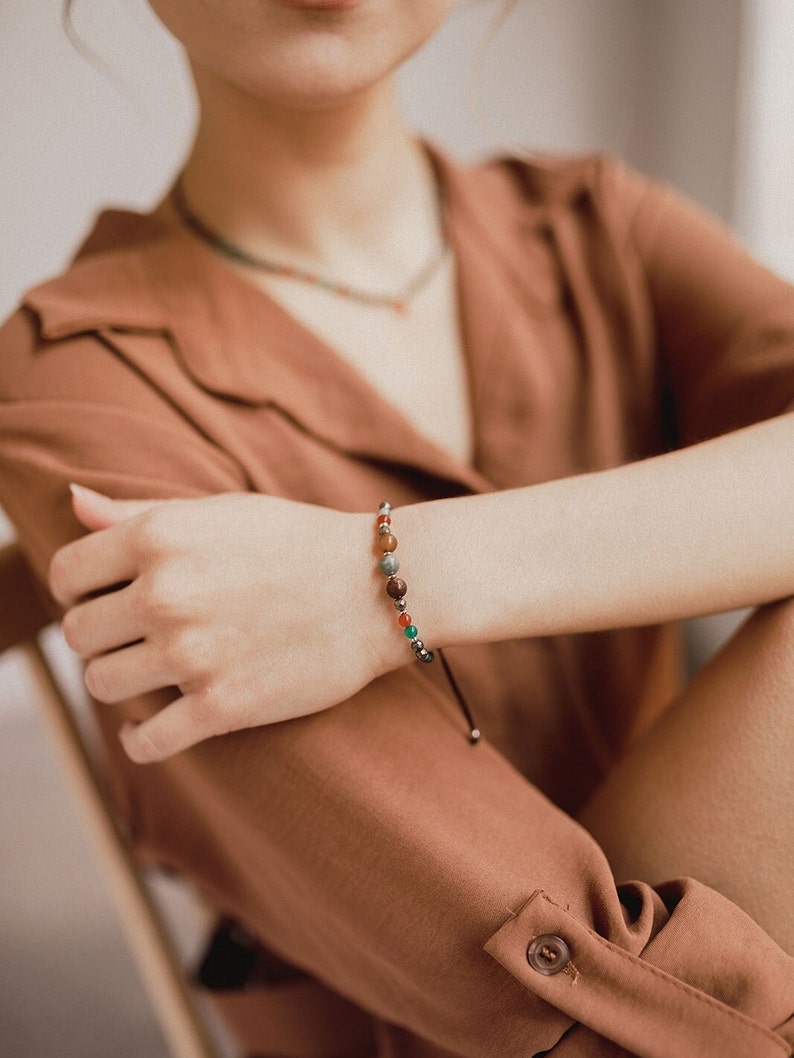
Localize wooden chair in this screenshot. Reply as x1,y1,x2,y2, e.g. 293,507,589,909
0,540,223,1058
0,540,378,1058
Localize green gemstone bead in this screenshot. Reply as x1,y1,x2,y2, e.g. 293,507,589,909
404,625,418,639
379,552,400,576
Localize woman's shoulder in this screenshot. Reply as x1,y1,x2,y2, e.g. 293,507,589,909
0,207,184,395
440,145,661,246
0,207,179,409
436,144,664,264
2,208,169,348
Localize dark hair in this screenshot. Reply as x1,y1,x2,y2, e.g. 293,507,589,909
62,0,147,112
62,0,80,53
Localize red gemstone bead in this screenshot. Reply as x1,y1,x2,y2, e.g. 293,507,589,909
398,613,412,628
377,514,391,526
386,577,407,599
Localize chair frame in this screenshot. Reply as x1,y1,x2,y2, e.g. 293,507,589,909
0,541,221,1058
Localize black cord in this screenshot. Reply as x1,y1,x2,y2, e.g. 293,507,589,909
436,648,481,744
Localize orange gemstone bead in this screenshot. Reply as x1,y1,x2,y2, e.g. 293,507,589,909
378,534,397,553
398,613,412,628
377,514,391,526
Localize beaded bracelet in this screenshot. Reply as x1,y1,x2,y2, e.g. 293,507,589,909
376,501,434,663
375,501,481,743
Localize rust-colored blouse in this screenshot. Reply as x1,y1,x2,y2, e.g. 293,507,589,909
1,149,794,1058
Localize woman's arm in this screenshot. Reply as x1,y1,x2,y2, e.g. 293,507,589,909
403,409,794,646
53,408,794,762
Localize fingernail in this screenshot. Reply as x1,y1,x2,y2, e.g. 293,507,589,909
69,483,105,501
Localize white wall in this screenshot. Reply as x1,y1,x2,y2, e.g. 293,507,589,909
404,0,745,219
733,0,794,280
1,0,193,316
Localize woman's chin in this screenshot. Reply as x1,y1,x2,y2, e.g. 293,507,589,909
151,0,456,112
233,65,389,113
219,34,404,112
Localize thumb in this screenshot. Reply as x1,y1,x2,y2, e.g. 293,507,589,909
69,483,165,531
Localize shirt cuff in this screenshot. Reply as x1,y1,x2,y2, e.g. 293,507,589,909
484,883,794,1058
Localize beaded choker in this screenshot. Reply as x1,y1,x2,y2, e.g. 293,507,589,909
170,179,449,315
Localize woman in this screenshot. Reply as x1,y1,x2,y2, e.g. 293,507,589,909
1,1,793,1055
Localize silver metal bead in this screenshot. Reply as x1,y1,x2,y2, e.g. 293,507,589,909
394,599,408,612
378,502,392,514
379,553,400,576
411,639,425,652
378,524,391,536
420,651,434,663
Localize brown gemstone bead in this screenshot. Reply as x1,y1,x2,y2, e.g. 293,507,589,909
386,577,407,599
378,534,397,553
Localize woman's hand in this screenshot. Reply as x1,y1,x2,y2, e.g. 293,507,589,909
49,486,397,764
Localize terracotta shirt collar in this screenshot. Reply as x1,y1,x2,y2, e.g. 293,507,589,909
24,146,595,495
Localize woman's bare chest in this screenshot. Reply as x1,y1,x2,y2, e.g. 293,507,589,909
249,254,474,466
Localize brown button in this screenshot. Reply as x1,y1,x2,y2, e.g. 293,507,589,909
527,934,570,976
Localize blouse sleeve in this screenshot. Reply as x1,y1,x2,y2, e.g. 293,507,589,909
609,158,794,444
1,304,793,1058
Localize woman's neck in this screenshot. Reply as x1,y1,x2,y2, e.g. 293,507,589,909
173,64,441,281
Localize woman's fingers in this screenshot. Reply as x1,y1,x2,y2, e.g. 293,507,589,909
69,485,164,532
118,693,233,764
83,640,179,705
50,524,139,606
61,583,143,659
51,490,169,606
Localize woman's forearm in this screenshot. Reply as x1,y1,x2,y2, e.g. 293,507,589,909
398,412,794,650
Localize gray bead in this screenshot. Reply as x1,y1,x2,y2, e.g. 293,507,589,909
394,599,408,612
378,524,391,536
420,651,435,663
411,639,425,652
378,502,392,514
379,553,400,575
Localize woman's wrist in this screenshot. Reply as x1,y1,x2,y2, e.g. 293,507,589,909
384,497,473,654
355,500,458,678
348,508,409,680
